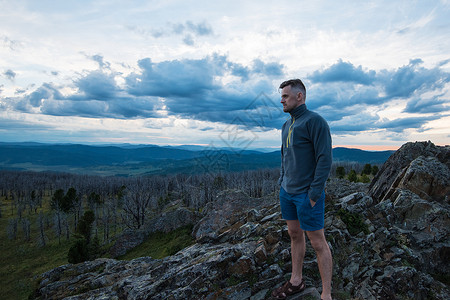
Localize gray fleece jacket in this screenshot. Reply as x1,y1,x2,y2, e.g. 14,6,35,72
279,104,332,202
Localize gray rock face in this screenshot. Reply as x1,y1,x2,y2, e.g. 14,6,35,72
397,155,449,202
33,141,450,300
192,189,275,243
109,202,200,257
369,141,449,202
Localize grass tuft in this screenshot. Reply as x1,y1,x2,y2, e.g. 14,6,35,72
118,225,195,260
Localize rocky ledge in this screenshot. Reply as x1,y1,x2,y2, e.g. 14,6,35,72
32,141,449,299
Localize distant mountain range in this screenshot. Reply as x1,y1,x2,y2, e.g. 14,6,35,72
0,142,394,176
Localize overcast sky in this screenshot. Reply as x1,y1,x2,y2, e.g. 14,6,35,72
1,0,449,151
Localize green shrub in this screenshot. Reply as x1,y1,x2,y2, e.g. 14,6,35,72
68,239,89,264
67,210,99,264
347,170,357,182
371,165,379,176
337,209,369,236
359,174,370,183
361,164,372,175
336,166,345,179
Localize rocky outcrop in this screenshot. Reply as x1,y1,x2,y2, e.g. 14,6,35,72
192,189,276,243
369,141,449,202
33,141,450,299
109,200,201,257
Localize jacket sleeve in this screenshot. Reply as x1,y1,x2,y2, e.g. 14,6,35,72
308,117,332,202
278,145,284,186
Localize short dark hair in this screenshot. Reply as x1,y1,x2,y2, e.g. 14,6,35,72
279,79,306,94
280,79,306,101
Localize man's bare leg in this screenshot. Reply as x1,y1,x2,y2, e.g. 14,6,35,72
286,220,305,286
306,228,332,300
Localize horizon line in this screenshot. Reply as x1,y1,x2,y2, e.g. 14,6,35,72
333,145,400,151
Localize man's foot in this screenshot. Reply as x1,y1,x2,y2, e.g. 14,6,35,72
271,280,305,299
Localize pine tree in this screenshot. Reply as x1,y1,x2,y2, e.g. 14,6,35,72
336,166,346,179
68,210,98,264
362,164,372,175
371,165,379,176
347,170,358,182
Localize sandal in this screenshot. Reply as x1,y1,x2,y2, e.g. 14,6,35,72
271,279,305,299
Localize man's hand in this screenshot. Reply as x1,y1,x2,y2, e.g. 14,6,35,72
310,199,316,207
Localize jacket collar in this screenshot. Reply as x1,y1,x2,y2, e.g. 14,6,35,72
290,104,307,119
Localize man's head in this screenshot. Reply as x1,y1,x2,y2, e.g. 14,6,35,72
279,79,306,113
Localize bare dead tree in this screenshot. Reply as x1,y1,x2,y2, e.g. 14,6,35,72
121,178,153,229
38,211,47,247
7,218,18,240
21,218,31,242
53,213,62,245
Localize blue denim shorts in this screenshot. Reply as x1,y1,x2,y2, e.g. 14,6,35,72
279,187,325,231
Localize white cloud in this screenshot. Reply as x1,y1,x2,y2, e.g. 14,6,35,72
0,0,449,149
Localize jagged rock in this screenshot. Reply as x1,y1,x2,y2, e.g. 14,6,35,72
254,242,267,265
397,155,450,202
33,142,450,300
148,205,200,233
326,178,369,199
369,141,449,202
335,191,374,213
192,189,276,242
108,228,147,258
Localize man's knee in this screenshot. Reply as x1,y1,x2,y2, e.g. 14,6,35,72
310,238,327,252
286,221,304,241
307,231,329,252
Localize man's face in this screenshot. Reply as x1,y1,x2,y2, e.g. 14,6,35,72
280,85,303,113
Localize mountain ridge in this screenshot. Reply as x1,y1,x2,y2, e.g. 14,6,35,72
0,142,394,176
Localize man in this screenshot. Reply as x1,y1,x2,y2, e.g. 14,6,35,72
272,79,333,300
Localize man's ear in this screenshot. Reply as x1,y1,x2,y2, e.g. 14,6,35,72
296,92,303,102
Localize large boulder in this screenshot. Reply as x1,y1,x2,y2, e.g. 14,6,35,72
369,141,449,202
192,189,276,242
109,202,200,257
396,155,449,202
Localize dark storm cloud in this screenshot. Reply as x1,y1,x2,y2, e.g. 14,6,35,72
9,70,159,119
378,115,442,132
184,21,213,36
404,96,449,114
252,59,284,77
326,112,380,133
127,20,214,46
0,118,52,130
4,69,16,81
310,59,376,84
72,70,119,101
40,99,108,117
5,54,448,135
90,54,111,70
21,83,64,109
309,59,450,102
125,55,285,127
382,59,450,98
307,58,450,134
126,56,220,98
125,54,284,108
327,113,441,134
40,97,158,119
